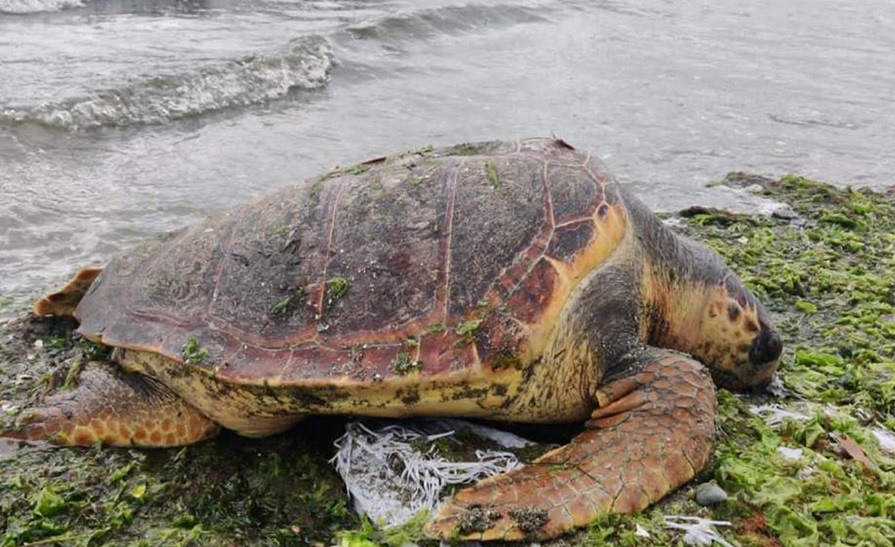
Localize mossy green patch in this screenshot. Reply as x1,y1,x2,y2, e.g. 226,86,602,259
78,336,113,363
343,164,370,176
446,143,481,156
490,349,523,371
454,319,482,344
338,512,429,547
484,162,501,189
33,487,67,518
325,277,349,307
180,337,208,365
392,353,420,376
270,286,305,317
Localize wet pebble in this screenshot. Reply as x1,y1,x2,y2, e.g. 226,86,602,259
695,481,728,506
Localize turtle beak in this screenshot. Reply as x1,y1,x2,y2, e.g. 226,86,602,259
749,329,783,367
745,329,783,389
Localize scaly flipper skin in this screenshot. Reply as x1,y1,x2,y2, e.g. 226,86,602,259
33,267,102,317
425,351,716,541
12,362,219,447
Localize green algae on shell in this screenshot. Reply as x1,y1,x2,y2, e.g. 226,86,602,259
180,337,209,365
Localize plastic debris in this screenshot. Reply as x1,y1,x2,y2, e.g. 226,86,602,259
663,516,736,547
776,446,804,460
331,420,532,528
871,426,895,455
748,403,811,427
635,523,651,538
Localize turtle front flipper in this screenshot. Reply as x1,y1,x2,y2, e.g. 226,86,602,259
425,350,716,541
34,267,103,317
11,362,219,447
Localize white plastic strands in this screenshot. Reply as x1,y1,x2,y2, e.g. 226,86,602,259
748,403,812,428
331,420,531,528
663,516,737,547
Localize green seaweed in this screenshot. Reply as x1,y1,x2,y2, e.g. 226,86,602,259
490,349,523,371
325,277,349,307
180,337,208,365
343,164,370,176
447,143,481,156
338,513,429,547
393,353,421,376
270,286,305,317
454,319,482,343
484,162,501,189
78,337,113,362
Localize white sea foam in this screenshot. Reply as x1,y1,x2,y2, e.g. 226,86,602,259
0,0,85,14
0,36,333,130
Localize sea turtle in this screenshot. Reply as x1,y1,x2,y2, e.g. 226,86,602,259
17,138,782,541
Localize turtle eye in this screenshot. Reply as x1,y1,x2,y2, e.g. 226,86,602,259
726,301,741,322
749,329,782,366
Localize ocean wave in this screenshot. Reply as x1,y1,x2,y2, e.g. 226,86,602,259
345,2,551,42
0,36,333,131
0,0,86,14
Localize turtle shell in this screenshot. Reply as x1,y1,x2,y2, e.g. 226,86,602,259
75,138,627,385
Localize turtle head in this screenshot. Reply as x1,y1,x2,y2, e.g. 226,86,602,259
691,275,782,390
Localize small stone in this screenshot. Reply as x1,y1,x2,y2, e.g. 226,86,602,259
694,482,728,506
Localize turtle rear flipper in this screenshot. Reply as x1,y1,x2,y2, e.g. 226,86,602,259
13,362,219,447
34,267,103,317
425,350,716,541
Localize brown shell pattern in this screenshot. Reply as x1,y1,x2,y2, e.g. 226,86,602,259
75,138,625,385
